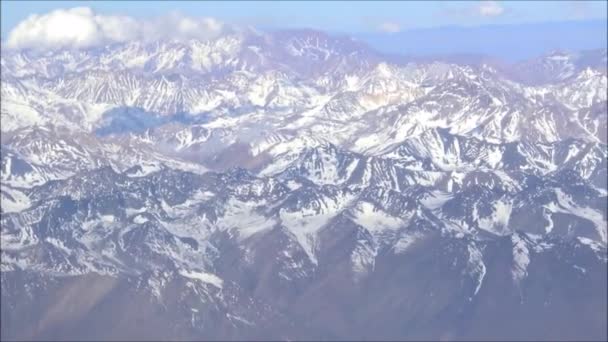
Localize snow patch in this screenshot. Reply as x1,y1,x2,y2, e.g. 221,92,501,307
392,232,424,254
420,191,453,210
179,269,223,288
350,201,405,232
477,200,512,236
133,215,148,224
466,243,486,299
511,234,530,283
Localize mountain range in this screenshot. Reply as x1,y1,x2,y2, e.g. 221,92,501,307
1,28,607,340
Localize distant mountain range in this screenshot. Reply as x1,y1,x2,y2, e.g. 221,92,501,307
1,28,607,340
355,19,608,61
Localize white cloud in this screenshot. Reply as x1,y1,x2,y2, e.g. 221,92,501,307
377,22,401,33
476,1,505,17
5,7,228,50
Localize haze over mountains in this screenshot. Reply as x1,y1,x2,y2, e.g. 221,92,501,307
1,15,607,341
356,19,608,61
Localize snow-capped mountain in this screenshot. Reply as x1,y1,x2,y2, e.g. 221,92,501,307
1,28,606,341
510,49,608,85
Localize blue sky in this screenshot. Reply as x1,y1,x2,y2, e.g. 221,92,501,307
2,0,607,37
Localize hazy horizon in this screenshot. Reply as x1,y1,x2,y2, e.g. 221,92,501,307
1,1,607,61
